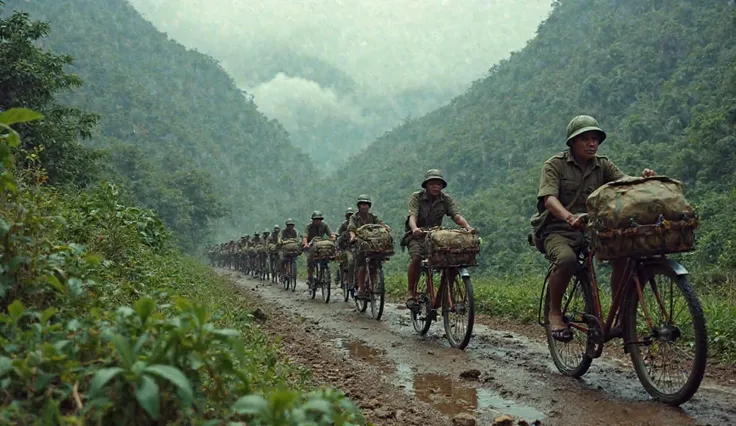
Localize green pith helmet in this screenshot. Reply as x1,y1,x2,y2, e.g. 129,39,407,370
422,169,447,188
311,211,324,220
285,218,295,226
566,115,607,146
253,231,259,236
356,194,372,207
273,225,280,230
345,207,354,216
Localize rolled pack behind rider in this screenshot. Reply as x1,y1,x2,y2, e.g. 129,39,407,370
531,115,656,342
401,169,474,310
302,211,335,285
348,195,390,300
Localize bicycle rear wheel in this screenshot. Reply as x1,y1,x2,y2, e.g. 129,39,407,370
321,264,331,303
442,271,474,350
411,267,433,335
545,272,595,377
290,260,297,292
369,265,385,320
622,262,707,405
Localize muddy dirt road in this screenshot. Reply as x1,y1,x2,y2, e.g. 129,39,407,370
219,269,736,426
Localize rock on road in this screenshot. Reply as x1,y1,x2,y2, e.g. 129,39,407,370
218,269,736,426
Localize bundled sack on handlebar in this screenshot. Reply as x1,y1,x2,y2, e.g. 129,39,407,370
245,246,256,256
355,225,394,256
586,176,699,260
280,238,301,256
426,228,481,267
310,238,336,260
267,243,279,254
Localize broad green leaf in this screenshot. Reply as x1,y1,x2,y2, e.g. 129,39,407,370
45,275,66,294
144,365,193,404
39,307,58,325
0,356,12,377
88,367,124,396
231,394,268,415
135,374,160,419
0,123,19,148
112,335,134,368
133,297,156,322
301,398,332,414
211,328,240,338
0,108,44,126
8,300,25,322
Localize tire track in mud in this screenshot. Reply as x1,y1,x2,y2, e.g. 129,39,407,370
219,269,736,426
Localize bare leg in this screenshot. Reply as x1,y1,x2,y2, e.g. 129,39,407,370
547,266,575,331
407,256,421,301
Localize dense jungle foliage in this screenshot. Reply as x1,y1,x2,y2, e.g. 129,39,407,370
318,0,736,282
0,2,364,424
2,0,320,250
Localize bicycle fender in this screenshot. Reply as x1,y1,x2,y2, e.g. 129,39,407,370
457,267,471,278
666,259,689,276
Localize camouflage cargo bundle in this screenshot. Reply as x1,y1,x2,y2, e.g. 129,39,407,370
267,243,278,254
310,238,336,260
281,238,301,256
586,176,699,260
355,224,394,257
245,246,256,257
426,228,480,267
256,244,267,255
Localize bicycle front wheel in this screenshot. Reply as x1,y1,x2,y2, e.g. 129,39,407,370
369,265,385,320
622,262,707,405
411,267,433,335
290,260,297,292
545,272,595,378
442,271,474,350
321,264,331,303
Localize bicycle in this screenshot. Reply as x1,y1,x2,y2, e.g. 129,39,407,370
279,255,298,292
537,214,707,405
354,252,390,320
336,250,355,302
310,258,332,303
409,228,477,350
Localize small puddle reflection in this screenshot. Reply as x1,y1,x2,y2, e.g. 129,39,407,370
399,369,544,421
334,338,392,371
333,338,544,421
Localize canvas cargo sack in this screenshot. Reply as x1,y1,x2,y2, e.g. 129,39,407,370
256,244,267,255
355,224,394,256
586,176,698,260
426,228,481,267
311,238,336,260
280,238,301,256
267,243,278,254
245,246,256,256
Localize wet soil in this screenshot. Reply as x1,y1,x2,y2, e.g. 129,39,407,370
219,269,736,426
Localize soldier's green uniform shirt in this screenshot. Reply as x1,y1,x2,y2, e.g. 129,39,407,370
280,228,298,240
304,222,332,242
536,151,625,234
348,212,383,232
404,189,461,258
405,190,461,231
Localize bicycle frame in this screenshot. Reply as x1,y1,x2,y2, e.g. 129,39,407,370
539,249,689,349
422,261,468,313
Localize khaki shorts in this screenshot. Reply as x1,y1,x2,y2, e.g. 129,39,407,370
543,231,587,270
407,238,428,259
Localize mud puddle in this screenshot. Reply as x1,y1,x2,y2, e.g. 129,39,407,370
334,337,545,423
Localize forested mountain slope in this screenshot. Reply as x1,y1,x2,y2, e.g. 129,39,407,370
320,0,736,277
3,0,318,247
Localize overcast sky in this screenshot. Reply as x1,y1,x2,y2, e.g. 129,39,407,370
128,0,552,158
130,0,550,93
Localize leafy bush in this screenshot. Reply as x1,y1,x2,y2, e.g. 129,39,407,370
0,109,366,425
